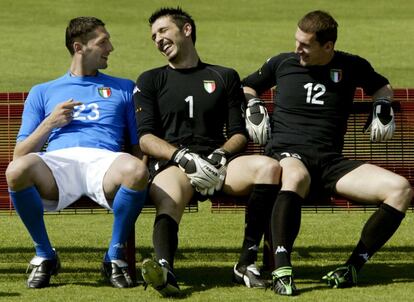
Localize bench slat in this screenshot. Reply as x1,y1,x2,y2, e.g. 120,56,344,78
210,88,414,212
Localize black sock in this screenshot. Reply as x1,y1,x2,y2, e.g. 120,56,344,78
346,203,405,271
271,191,303,269
153,214,179,269
238,184,280,266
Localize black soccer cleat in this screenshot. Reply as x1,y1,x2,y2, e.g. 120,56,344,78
101,259,134,288
232,263,267,288
322,265,357,288
141,259,180,297
26,252,61,289
272,266,299,296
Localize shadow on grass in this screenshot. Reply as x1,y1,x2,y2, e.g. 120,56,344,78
271,262,414,295
2,244,414,261
0,292,20,298
147,262,414,297
1,245,414,295
0,246,242,265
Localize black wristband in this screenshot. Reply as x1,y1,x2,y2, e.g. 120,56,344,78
171,147,188,163
219,148,231,159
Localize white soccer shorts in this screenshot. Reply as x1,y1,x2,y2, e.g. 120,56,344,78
35,147,123,211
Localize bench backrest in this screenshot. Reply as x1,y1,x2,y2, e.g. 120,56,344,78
2,90,414,213
0,92,197,214
211,88,414,212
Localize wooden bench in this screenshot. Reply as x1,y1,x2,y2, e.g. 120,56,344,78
0,92,197,282
211,87,414,213
209,87,414,270
2,89,414,273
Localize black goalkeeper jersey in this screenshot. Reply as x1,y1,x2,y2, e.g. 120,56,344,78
242,51,389,153
134,61,247,154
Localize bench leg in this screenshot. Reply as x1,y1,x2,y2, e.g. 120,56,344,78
262,225,275,271
125,226,136,282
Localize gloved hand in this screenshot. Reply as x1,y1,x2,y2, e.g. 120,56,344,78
245,98,271,145
364,98,395,142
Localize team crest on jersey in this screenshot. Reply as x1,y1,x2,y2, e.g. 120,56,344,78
203,80,216,93
330,69,342,83
98,87,112,98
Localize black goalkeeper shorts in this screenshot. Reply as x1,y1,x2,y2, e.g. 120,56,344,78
268,146,364,195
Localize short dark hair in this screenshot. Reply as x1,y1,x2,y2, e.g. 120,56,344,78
65,16,105,55
149,7,196,44
298,10,338,45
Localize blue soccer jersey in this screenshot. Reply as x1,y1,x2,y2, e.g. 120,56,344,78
17,72,137,152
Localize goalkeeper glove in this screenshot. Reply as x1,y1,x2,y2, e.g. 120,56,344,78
245,98,270,145
206,148,230,192
172,148,221,195
364,98,395,142
206,148,229,169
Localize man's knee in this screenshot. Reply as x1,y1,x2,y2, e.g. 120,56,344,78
119,156,149,188
258,157,281,182
150,186,193,223
152,197,188,223
387,176,413,210
243,156,281,184
283,168,311,190
6,157,35,190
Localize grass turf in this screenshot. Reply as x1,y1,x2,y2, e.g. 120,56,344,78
1,0,413,91
1,0,414,301
1,203,413,301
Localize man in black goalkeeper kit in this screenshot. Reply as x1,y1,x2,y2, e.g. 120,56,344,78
242,10,413,296
134,7,281,297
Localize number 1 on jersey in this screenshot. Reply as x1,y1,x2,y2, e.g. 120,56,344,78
185,96,194,118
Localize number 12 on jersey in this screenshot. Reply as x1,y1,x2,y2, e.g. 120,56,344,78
185,96,194,118
304,83,325,105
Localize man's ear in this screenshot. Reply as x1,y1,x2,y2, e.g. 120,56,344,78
183,23,192,38
73,41,83,54
323,41,334,52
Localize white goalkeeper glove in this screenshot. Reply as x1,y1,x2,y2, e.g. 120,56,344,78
172,148,221,195
364,99,395,142
245,98,270,145
206,148,230,192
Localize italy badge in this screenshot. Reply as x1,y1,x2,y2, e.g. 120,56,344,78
98,87,112,98
203,80,216,94
330,69,342,83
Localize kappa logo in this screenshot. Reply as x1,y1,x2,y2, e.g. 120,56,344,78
159,259,169,266
98,87,112,98
248,244,259,252
275,246,288,254
204,165,218,176
359,253,370,261
280,152,302,160
203,80,216,93
133,85,141,94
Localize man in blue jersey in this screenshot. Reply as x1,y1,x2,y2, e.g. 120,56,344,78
5,17,148,289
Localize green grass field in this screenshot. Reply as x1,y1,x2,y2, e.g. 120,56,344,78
1,0,414,301
1,0,413,91
1,203,414,302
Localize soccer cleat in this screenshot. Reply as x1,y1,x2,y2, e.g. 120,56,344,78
101,259,134,288
322,265,357,288
232,263,267,288
272,266,298,296
26,252,61,289
141,259,180,297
